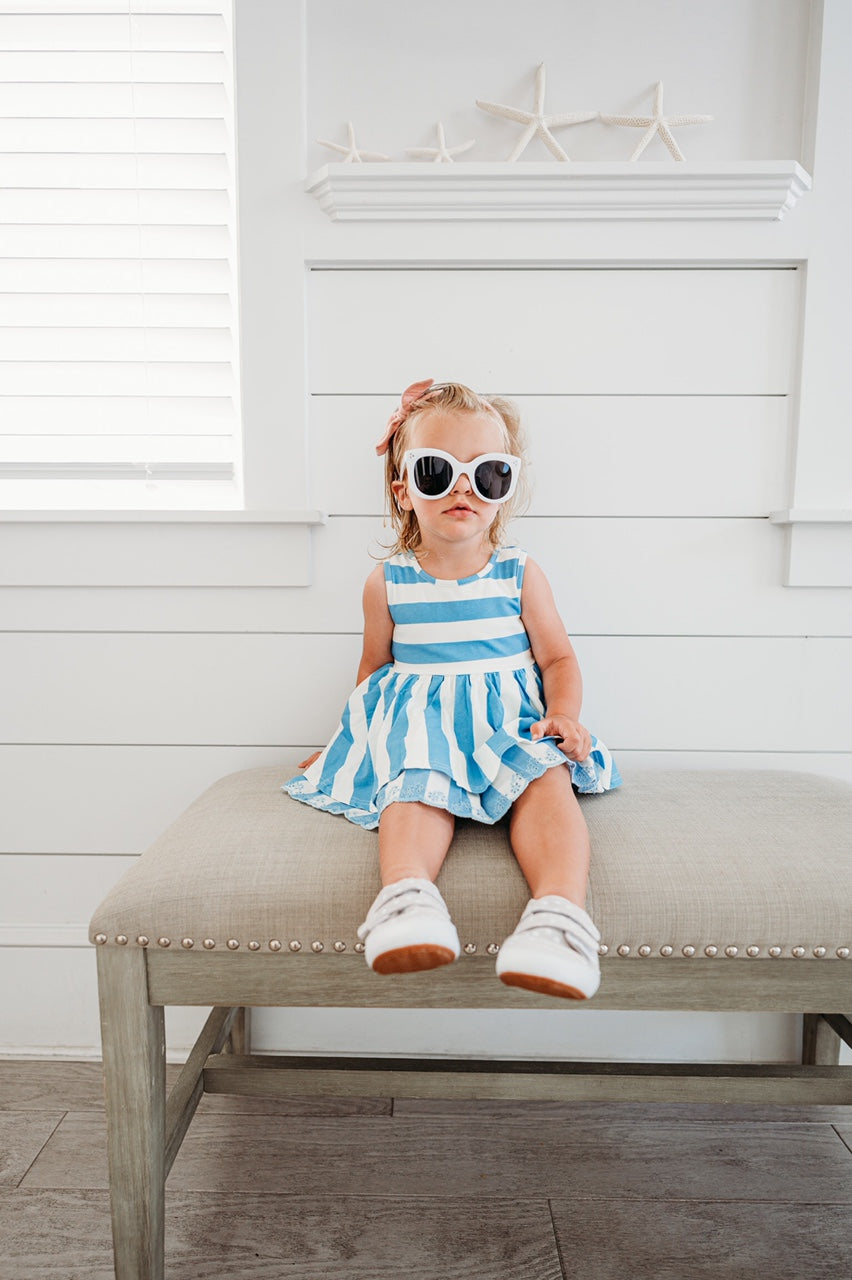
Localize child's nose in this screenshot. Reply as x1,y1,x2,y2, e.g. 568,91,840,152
452,469,473,493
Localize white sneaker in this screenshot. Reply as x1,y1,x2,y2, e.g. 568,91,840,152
495,896,601,1000
357,878,460,975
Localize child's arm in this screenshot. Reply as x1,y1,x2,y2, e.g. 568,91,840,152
297,566,393,771
356,564,394,684
520,557,592,763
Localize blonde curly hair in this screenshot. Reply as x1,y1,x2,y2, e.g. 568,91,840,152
382,382,528,556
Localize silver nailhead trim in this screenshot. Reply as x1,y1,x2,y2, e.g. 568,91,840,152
746,945,760,957
248,940,261,951
598,944,609,956
203,939,216,950
660,945,673,956
792,946,806,958
136,935,149,947
617,944,630,956
269,940,282,952
158,937,171,948
181,938,194,949
704,945,718,958
227,939,240,951
486,943,500,956
354,941,366,954
813,946,826,958
768,946,782,957
837,947,850,959
289,940,302,952
725,946,738,957
115,935,128,946
638,945,651,957
311,941,324,953
333,941,347,952
463,942,477,955
682,945,695,957
94,933,107,945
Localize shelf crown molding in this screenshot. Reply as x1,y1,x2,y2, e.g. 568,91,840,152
307,160,811,222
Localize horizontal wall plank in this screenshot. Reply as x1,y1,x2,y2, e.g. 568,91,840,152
3,518,850,636
308,268,799,395
310,395,790,518
2,746,848,857
0,520,317,587
0,746,301,855
0,855,135,939
0,633,848,752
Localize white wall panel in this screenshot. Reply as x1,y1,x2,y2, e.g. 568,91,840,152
0,745,304,855
4,518,850,637
309,269,798,395
1,633,848,753
310,395,790,518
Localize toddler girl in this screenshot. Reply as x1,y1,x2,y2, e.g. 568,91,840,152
285,380,621,1000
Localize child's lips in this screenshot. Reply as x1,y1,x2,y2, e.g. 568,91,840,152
444,501,474,515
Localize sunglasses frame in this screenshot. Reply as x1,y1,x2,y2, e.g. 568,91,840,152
403,447,522,505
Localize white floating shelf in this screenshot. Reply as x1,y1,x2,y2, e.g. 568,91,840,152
307,160,811,222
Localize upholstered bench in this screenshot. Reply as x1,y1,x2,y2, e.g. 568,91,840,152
90,766,852,1279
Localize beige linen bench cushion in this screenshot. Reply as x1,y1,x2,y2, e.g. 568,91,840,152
91,766,852,966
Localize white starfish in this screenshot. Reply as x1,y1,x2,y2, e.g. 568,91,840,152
406,122,475,164
600,81,712,161
315,121,389,163
476,63,597,162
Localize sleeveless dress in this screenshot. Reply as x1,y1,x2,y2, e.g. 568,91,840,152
283,546,621,829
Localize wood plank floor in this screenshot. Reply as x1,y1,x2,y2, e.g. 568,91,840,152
2,1061,851,1279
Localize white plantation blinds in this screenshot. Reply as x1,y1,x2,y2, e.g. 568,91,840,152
0,1,242,510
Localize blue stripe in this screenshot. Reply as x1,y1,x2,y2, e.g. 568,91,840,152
389,596,520,625
392,630,532,666
425,676,452,775
384,674,416,778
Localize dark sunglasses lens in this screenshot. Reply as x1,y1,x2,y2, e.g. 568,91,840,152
475,459,513,500
413,455,453,496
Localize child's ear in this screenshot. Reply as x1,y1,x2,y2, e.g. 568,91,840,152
391,478,413,511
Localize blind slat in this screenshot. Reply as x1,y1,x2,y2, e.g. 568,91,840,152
0,362,235,396
0,294,233,325
0,395,235,435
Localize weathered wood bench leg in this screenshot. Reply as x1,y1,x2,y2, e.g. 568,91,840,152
97,946,166,1280
802,1013,842,1065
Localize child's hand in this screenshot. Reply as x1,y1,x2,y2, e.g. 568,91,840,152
530,716,592,763
297,750,322,770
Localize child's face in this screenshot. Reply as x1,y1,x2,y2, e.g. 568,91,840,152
392,409,508,550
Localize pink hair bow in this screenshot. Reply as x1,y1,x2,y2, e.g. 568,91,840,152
375,378,435,456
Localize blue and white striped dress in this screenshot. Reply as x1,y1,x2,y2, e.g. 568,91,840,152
284,546,621,829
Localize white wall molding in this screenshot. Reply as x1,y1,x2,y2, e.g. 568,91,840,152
0,511,327,587
306,161,811,223
770,510,852,587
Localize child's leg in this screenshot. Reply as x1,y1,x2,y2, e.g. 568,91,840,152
358,801,459,975
508,767,590,905
378,800,455,885
498,767,600,1000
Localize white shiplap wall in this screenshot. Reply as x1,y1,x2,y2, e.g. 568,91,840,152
2,0,851,1061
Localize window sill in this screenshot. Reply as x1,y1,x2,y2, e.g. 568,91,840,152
306,160,811,223
1,510,327,587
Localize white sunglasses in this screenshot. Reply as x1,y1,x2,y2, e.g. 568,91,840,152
404,448,521,504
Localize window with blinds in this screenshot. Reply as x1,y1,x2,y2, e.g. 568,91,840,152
0,1,242,510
